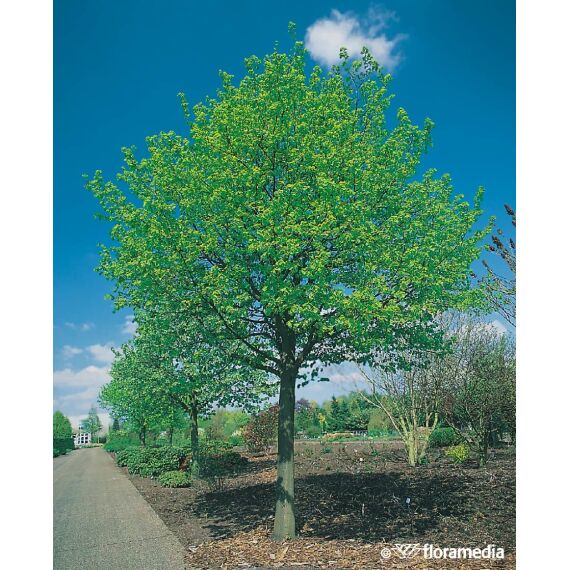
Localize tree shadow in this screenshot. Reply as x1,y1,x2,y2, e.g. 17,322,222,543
190,470,469,542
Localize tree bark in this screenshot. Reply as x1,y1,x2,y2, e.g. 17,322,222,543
140,424,146,447
272,367,297,540
190,392,200,475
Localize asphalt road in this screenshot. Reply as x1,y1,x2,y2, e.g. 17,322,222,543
53,447,186,570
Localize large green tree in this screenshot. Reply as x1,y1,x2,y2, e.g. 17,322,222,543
89,41,488,538
53,411,72,439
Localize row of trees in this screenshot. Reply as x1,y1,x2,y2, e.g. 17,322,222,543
89,35,510,538
53,407,103,442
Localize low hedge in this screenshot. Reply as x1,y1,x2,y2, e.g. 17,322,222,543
104,439,133,452
322,432,354,442
116,446,184,477
198,451,248,479
429,427,463,448
53,438,75,453
159,470,192,488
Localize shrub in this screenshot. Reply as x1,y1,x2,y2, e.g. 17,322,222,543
368,429,397,438
104,439,133,452
228,434,245,447
116,446,183,476
159,470,192,488
53,437,75,454
430,427,462,448
200,439,233,456
367,408,392,434
115,447,140,467
445,444,470,464
322,432,353,442
243,405,279,453
304,425,322,439
199,451,248,478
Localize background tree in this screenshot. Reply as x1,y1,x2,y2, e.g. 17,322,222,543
99,346,175,445
359,355,442,466
482,204,516,326
89,40,489,538
81,406,103,442
125,309,275,470
53,411,73,439
438,318,516,466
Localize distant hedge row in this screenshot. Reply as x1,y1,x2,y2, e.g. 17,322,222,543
53,438,75,454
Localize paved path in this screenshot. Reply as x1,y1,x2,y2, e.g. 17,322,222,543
54,447,186,570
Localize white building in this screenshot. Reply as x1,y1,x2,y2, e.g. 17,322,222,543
74,431,91,446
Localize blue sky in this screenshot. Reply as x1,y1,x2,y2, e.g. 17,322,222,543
54,0,515,426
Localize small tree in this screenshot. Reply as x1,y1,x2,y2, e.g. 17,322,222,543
439,319,515,466
53,411,73,439
81,406,103,442
243,405,279,453
359,357,442,466
99,347,174,446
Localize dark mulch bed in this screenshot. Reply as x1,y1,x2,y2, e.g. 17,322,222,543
128,441,515,569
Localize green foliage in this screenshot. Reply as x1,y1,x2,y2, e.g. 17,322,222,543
303,425,322,439
159,470,192,488
81,405,103,437
53,438,75,454
430,427,462,448
367,407,392,435
322,432,354,442
104,439,131,452
243,405,279,453
228,434,245,447
104,430,139,452
203,409,251,441
198,451,248,479
53,411,73,439
367,429,398,438
116,446,183,477
89,37,490,538
445,443,470,464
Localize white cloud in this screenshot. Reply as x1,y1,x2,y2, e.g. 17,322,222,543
305,8,406,70
65,321,94,331
68,412,112,431
62,345,83,359
53,365,111,419
53,365,110,389
121,314,137,335
87,343,116,364
295,361,367,403
487,319,508,336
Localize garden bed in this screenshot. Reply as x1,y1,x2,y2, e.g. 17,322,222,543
128,440,515,569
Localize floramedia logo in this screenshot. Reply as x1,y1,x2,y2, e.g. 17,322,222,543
380,544,505,560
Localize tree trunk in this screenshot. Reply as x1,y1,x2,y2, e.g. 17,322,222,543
190,393,200,475
140,425,146,447
479,430,489,467
168,426,174,446
272,367,297,540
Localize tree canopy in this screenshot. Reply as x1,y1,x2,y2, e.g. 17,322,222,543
53,411,73,439
89,40,489,538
